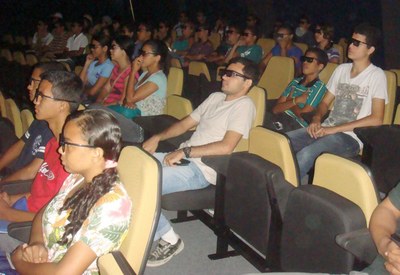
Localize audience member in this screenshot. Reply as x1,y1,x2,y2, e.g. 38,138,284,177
182,24,214,66
173,11,189,38
0,71,82,252
123,40,168,117
314,23,340,63
112,16,122,34
262,24,303,75
295,15,315,47
0,62,65,184
9,109,132,275
212,15,228,38
42,20,69,59
225,26,263,64
133,22,153,59
32,19,54,55
196,10,207,25
171,21,195,57
287,23,387,181
155,20,172,48
98,36,133,106
64,18,89,58
121,22,135,39
246,13,260,29
80,33,114,103
143,57,259,266
267,48,328,132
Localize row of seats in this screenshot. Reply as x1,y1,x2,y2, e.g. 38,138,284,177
0,48,38,66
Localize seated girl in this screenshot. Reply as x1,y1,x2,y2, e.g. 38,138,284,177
267,48,328,132
10,109,132,275
314,23,340,64
97,35,134,106
79,33,114,103
123,40,168,117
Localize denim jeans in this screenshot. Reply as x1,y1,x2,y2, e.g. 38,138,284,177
286,128,360,181
153,153,210,241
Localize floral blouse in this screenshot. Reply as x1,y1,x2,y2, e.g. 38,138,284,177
42,174,132,275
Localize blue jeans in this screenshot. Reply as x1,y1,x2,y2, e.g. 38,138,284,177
286,128,360,181
153,153,210,241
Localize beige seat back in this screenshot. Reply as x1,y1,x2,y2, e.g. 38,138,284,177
1,48,13,62
167,67,184,96
394,104,400,125
25,54,38,66
333,44,344,64
257,38,275,57
383,70,397,124
0,91,6,118
258,56,295,100
5,98,23,138
294,42,308,54
14,36,26,45
248,127,299,186
209,32,221,50
98,146,161,275
170,58,182,68
319,62,338,85
12,51,26,65
312,153,380,224
188,61,211,82
165,95,193,119
20,109,34,133
235,86,266,152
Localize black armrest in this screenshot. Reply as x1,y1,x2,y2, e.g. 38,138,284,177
8,221,32,243
0,179,32,195
110,251,136,275
335,228,378,265
201,155,231,177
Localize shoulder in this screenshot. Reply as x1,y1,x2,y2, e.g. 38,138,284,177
95,180,132,210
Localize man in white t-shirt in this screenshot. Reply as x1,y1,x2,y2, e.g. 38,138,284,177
287,23,388,181
65,18,88,58
143,57,259,267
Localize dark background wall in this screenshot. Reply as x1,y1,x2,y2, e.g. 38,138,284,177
0,0,398,68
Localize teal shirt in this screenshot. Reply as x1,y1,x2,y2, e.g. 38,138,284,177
237,44,263,64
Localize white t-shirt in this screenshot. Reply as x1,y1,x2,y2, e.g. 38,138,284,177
323,63,388,147
66,32,88,51
180,92,255,184
32,32,54,46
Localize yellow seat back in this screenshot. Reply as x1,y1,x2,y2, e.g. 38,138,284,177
25,54,38,66
98,146,161,275
248,127,299,186
188,61,211,82
257,38,275,57
319,62,338,85
167,67,184,96
0,91,6,118
20,109,34,133
394,104,400,125
209,32,221,50
294,42,308,54
165,95,193,119
14,36,26,45
12,51,26,65
1,48,13,62
5,98,23,138
383,70,397,124
170,58,182,68
258,56,295,100
312,153,379,224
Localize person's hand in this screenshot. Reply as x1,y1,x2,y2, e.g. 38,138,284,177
163,150,185,166
85,53,95,65
307,121,322,139
295,92,309,104
385,242,400,275
278,37,290,49
21,243,49,263
142,135,160,154
0,192,11,206
132,56,143,72
236,37,246,47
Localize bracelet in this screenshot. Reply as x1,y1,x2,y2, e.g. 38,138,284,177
292,97,296,105
183,147,192,158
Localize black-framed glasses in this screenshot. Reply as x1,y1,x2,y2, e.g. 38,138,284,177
219,69,250,80
242,32,252,37
30,77,41,84
226,30,236,35
59,138,97,153
34,90,78,103
300,56,318,63
350,38,368,47
138,49,157,56
274,32,289,39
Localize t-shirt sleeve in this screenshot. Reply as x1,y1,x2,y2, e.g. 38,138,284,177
226,98,255,139
369,69,388,103
388,182,400,210
79,185,132,257
326,64,344,96
80,36,89,48
100,62,115,78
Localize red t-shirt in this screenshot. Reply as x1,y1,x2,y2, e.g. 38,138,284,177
27,137,69,212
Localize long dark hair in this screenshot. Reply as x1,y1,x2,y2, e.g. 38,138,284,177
57,109,122,246
142,39,169,74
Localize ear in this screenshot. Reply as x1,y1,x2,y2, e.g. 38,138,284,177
92,147,105,161
367,45,376,56
318,63,324,72
244,78,253,90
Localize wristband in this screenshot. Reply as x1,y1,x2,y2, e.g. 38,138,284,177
183,147,192,158
292,97,296,105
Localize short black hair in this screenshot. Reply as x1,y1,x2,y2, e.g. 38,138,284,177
34,61,67,73
114,35,135,59
279,24,294,35
228,57,260,86
354,23,381,49
40,71,83,113
306,48,329,69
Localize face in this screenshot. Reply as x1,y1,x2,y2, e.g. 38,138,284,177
27,68,43,102
37,21,46,32
34,80,64,121
138,44,159,68
197,13,206,24
71,23,82,35
90,39,105,58
137,24,150,42
196,27,208,40
348,33,373,61
226,28,240,44
58,120,96,174
158,23,168,34
301,52,323,75
221,63,251,97
246,16,256,27
242,29,257,45
179,13,188,23
274,27,292,43
121,26,133,37
314,25,324,43
54,24,64,35
299,19,310,30
182,24,194,37
110,41,124,61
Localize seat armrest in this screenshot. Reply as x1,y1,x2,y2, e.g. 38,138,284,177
0,179,32,195
335,228,378,265
8,221,32,243
201,155,231,177
98,251,136,275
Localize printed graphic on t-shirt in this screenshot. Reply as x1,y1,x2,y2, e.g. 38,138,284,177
32,135,42,155
324,83,367,126
38,162,55,180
